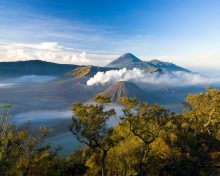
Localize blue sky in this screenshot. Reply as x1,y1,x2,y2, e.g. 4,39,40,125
0,0,220,72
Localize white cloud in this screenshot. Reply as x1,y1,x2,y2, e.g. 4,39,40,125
71,51,90,63
13,42,63,50
0,42,92,65
0,42,119,66
87,68,220,87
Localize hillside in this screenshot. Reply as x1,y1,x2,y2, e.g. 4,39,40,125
0,60,78,76
66,66,112,78
97,81,148,102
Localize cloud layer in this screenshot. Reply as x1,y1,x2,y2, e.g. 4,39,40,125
0,42,119,66
0,42,91,65
87,68,220,87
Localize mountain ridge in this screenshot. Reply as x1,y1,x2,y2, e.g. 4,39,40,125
0,60,78,76
0,53,190,78
107,53,190,72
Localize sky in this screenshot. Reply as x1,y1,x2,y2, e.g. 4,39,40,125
0,0,220,73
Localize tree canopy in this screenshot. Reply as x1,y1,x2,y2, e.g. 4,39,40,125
1,88,220,175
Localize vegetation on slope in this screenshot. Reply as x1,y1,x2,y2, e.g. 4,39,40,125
65,66,111,78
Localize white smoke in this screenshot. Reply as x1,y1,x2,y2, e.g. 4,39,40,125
87,68,220,87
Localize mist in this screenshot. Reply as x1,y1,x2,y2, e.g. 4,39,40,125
0,83,14,88
87,68,220,87
8,75,57,83
14,110,72,124
0,75,56,88
12,109,80,156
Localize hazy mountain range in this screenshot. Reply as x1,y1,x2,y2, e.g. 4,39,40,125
0,53,189,78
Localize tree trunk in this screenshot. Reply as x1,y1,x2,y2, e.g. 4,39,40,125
138,146,148,176
101,150,108,176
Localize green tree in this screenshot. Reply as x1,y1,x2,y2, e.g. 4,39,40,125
160,88,220,175
64,149,89,176
70,95,121,176
0,103,63,176
120,97,171,175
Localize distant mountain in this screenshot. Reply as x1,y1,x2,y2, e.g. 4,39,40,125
107,53,141,68
147,59,189,72
97,81,148,102
107,53,190,72
0,60,78,77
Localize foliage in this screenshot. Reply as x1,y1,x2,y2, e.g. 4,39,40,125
160,88,220,175
70,95,122,176
119,97,172,175
64,149,89,176
1,88,220,175
0,103,63,176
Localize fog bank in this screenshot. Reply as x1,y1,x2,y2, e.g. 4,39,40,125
0,75,56,88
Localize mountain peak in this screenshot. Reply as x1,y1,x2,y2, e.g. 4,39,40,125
107,53,141,68
120,53,141,62
111,80,136,87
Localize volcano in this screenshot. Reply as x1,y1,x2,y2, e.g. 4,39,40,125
97,81,148,102
107,53,190,72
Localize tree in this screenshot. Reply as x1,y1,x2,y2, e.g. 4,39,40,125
70,95,121,176
160,88,220,175
182,88,220,174
64,149,89,176
120,97,171,175
1,88,220,175
0,103,63,176
185,88,220,135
